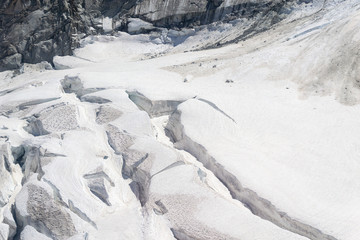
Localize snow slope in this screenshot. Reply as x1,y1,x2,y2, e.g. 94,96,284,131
1,0,360,239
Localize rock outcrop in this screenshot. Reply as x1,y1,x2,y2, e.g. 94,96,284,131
131,0,288,28
0,0,98,71
0,0,310,71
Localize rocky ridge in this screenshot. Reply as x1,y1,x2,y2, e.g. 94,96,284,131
0,0,315,71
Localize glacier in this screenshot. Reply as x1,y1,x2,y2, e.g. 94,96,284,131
1,0,360,239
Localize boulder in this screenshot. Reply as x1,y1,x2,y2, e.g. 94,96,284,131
0,54,22,71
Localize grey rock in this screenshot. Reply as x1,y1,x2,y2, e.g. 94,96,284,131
0,54,22,71
0,0,306,71
130,0,290,28
0,0,96,70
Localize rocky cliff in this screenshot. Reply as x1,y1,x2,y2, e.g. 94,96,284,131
0,0,98,71
0,0,310,71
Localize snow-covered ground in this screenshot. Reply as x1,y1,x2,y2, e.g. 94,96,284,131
1,0,360,239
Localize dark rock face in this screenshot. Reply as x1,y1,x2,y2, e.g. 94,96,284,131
0,0,98,71
131,0,287,28
0,0,305,71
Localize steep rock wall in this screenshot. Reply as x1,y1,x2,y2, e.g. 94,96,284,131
0,0,99,71
0,0,303,70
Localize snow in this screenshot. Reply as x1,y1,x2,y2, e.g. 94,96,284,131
102,17,113,33
1,0,360,239
127,18,156,34
20,226,52,240
0,223,9,240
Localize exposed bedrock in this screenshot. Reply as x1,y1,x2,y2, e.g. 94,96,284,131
133,0,295,28
166,108,337,240
0,0,309,70
0,0,86,71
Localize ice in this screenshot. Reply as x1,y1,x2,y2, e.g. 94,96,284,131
1,1,360,239
127,18,156,34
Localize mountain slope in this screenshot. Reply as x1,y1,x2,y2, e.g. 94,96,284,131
1,0,360,239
